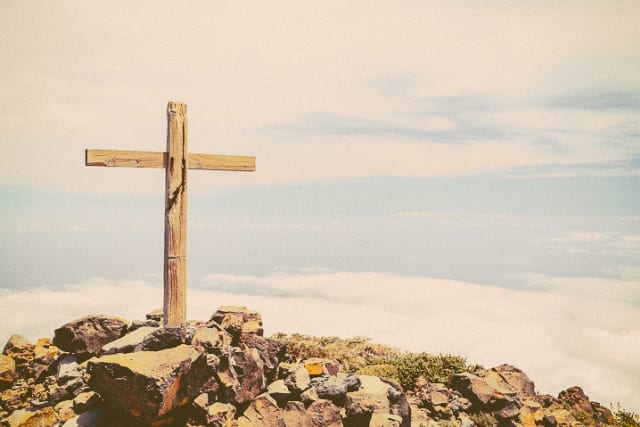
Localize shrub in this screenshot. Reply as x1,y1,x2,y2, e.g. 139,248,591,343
355,363,398,378
468,411,497,427
611,403,640,427
393,352,471,390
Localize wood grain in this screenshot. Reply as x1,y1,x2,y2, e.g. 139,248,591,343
163,101,188,326
86,149,255,171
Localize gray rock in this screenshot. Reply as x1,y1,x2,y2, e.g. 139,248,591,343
284,363,311,395
57,355,81,383
137,324,195,351
309,375,348,406
101,326,159,354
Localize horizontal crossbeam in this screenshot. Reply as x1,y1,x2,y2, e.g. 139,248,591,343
85,149,256,171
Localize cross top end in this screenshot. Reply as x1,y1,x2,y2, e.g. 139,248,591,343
167,101,187,116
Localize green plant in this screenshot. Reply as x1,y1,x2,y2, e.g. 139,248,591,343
467,411,497,427
393,352,470,390
355,363,398,378
270,333,401,372
570,409,595,427
611,403,640,427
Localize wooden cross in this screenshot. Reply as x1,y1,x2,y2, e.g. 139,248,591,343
85,101,255,326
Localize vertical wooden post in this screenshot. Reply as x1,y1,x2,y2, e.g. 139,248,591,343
164,101,188,325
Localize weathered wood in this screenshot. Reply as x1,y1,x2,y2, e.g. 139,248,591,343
86,149,255,171
85,101,255,327
164,101,188,326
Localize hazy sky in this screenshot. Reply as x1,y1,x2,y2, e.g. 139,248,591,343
1,1,639,412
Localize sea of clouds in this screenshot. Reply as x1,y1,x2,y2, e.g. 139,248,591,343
1,272,638,412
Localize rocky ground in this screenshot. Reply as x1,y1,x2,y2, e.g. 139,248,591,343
0,306,622,426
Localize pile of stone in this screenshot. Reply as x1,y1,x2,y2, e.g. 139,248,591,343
0,306,616,427
409,364,613,427
0,307,410,426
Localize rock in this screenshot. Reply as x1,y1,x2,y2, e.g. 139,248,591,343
53,315,129,359
310,376,348,406
267,380,291,406
284,364,311,395
591,401,613,425
0,355,17,389
87,344,207,425
520,399,545,427
239,334,286,382
300,387,320,405
54,399,77,422
62,408,109,427
238,393,281,426
494,364,535,398
0,381,31,412
350,375,411,427
558,386,592,414
100,326,159,354
136,324,195,352
344,374,361,392
72,391,100,413
209,306,263,339
216,347,266,405
370,413,403,427
451,368,521,420
204,402,236,427
344,390,378,424
2,335,35,379
129,319,160,332
306,399,343,427
146,308,163,322
192,326,232,355
3,406,56,427
57,355,82,383
281,400,315,426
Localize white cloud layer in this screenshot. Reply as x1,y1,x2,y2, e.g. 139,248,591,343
1,272,638,412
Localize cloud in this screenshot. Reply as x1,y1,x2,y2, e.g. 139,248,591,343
2,272,638,411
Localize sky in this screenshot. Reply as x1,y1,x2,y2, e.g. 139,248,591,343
1,0,639,412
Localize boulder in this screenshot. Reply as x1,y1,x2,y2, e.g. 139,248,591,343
267,380,292,407
451,368,521,420
284,364,311,395
494,364,535,398
204,402,236,427
56,355,82,383
3,406,56,427
239,334,286,382
0,355,17,389
146,308,164,322
192,326,232,355
101,326,159,354
216,347,266,405
310,376,348,406
237,393,282,426
209,306,263,339
53,315,129,358
72,391,101,413
87,344,207,425
2,335,35,379
136,324,195,352
306,399,343,427
347,375,411,427
558,386,592,414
